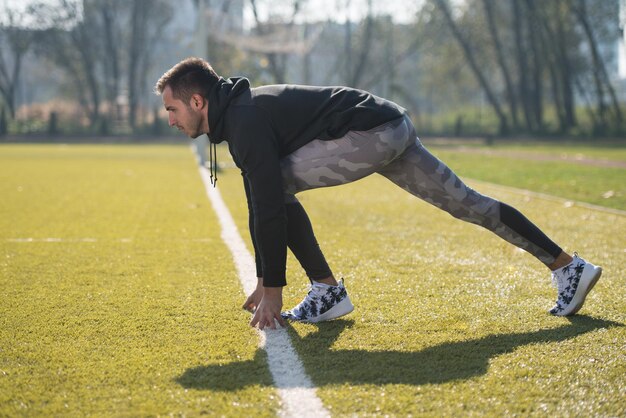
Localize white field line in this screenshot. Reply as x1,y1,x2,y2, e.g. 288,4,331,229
197,166,330,418
466,178,626,217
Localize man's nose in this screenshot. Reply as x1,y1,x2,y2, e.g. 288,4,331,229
168,114,175,127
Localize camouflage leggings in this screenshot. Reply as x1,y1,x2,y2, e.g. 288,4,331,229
281,115,562,265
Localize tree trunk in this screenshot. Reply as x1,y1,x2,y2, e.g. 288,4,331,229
0,58,18,119
525,0,544,131
513,0,536,132
71,22,101,128
435,0,508,134
483,0,519,130
128,0,147,130
533,1,576,132
344,0,352,85
100,2,121,124
248,0,303,84
349,0,374,87
555,4,576,130
302,23,311,84
574,75,599,128
0,16,32,119
573,0,623,127
0,105,7,136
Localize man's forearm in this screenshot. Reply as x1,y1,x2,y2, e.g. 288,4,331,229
263,286,283,297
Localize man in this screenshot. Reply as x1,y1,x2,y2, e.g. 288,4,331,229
155,57,602,330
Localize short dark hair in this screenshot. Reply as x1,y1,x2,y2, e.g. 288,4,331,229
155,57,220,104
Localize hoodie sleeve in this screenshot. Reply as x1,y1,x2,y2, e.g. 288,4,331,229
228,106,287,287
242,175,264,278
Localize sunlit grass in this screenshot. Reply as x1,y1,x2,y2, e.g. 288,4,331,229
0,144,278,416
426,139,626,160
218,144,625,417
426,145,626,210
1,143,624,417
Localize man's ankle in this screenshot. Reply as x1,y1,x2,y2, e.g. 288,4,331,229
549,252,574,271
313,276,339,286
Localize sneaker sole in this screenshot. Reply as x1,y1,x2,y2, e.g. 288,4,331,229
281,295,355,323
308,296,354,323
555,263,602,316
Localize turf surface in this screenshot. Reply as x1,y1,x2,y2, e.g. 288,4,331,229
424,145,626,211
1,143,625,416
0,145,278,416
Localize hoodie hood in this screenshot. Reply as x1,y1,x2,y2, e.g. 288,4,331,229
207,76,250,144
205,76,249,187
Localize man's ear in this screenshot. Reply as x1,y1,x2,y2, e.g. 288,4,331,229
190,93,205,110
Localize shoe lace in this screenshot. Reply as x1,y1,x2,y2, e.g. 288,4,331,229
308,283,327,298
294,284,323,305
551,272,561,289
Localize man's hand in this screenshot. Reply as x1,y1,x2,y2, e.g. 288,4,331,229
249,287,286,330
242,277,264,313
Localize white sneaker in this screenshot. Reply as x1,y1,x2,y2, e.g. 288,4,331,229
550,253,602,316
281,279,354,323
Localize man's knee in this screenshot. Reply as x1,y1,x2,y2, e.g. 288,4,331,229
443,189,501,225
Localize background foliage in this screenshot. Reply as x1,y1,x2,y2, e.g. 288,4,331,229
0,0,625,138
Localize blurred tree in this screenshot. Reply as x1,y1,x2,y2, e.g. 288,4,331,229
482,0,519,130
428,0,624,136
533,0,578,132
29,0,173,133
248,0,304,83
201,0,322,86
195,0,239,75
433,0,509,134
191,0,264,84
0,6,34,119
0,105,7,136
345,0,374,87
47,111,58,136
98,0,125,126
30,0,103,128
315,0,400,92
512,0,530,131
128,0,173,131
517,0,545,132
572,0,623,133
8,0,624,138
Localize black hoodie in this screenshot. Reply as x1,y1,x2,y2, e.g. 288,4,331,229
207,77,405,287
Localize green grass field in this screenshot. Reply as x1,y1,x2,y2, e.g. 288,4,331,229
1,143,625,417
426,141,626,210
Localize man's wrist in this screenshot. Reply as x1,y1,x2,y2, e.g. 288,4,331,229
263,286,283,298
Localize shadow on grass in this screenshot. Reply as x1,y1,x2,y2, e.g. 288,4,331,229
176,315,622,390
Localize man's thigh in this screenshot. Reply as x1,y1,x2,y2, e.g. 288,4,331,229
281,116,411,195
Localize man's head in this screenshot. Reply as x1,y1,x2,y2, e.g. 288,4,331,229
155,57,220,138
